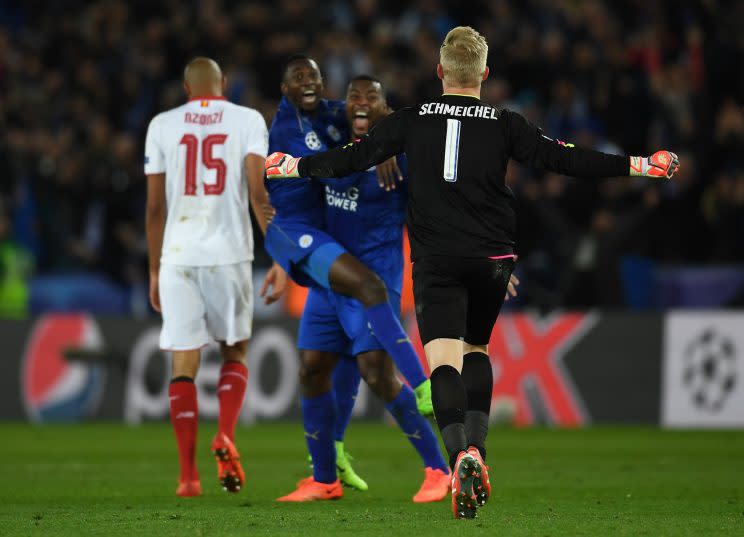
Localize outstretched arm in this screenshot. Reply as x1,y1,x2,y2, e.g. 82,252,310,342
505,110,679,179
266,110,408,180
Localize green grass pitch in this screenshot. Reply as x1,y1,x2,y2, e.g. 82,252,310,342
0,422,742,536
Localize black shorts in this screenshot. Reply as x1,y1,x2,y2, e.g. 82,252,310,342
412,255,515,346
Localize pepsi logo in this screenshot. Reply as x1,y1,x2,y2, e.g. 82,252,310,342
22,314,106,422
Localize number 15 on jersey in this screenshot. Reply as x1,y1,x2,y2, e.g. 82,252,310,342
179,133,228,196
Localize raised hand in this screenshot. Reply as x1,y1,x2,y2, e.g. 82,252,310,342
265,152,302,179
630,151,680,179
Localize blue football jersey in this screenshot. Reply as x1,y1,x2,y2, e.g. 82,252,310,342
266,97,349,226
321,156,408,293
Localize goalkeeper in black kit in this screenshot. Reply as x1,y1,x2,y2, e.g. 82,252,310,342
267,26,679,520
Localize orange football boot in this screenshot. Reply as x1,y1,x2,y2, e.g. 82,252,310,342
176,479,202,497
451,451,482,519
467,446,491,507
412,467,450,503
211,433,245,493
296,476,314,488
277,478,343,502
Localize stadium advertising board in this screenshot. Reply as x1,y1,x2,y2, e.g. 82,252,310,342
1,311,740,428
3,314,381,424
21,314,107,422
662,312,744,428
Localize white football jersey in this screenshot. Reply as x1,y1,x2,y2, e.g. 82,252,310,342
144,97,268,266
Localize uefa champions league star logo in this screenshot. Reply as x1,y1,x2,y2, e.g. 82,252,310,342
682,329,737,412
305,130,321,150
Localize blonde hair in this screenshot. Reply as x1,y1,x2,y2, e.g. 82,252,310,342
439,26,488,87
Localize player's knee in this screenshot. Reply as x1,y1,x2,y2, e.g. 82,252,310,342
299,353,334,389
171,350,201,379
463,342,488,356
356,274,388,306
359,355,399,401
220,340,248,363
360,363,382,393
298,361,321,387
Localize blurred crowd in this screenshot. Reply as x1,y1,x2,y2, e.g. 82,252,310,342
1,0,743,313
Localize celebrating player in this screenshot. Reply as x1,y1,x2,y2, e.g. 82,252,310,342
145,57,271,497
262,56,433,489
265,26,680,518
277,76,450,503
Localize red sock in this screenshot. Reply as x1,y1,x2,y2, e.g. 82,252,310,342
217,361,248,441
169,380,199,482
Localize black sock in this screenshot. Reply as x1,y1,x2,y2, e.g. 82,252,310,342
171,376,194,384
430,364,468,469
461,352,493,461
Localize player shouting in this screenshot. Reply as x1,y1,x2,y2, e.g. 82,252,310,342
277,76,451,503
261,56,433,490
265,26,679,518
145,57,271,497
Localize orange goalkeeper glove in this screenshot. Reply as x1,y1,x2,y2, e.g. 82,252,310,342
265,152,301,179
629,151,680,179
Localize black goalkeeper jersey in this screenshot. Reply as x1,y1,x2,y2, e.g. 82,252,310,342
298,94,630,261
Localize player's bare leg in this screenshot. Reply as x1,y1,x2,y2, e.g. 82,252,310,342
211,340,248,493
278,351,343,501
170,349,202,497
425,338,484,518
357,351,450,502
329,254,433,415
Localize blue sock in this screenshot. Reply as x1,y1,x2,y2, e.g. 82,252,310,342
365,302,427,388
301,392,337,484
332,357,361,442
386,385,449,472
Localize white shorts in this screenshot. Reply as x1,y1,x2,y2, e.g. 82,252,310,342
159,261,254,350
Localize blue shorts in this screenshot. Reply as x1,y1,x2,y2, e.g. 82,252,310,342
298,287,402,357
265,221,346,288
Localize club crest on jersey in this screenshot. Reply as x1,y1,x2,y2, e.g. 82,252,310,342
327,125,341,142
200,100,209,107
305,131,322,151
299,234,314,248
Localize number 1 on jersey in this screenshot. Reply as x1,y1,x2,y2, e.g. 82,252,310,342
179,134,228,195
443,118,461,182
